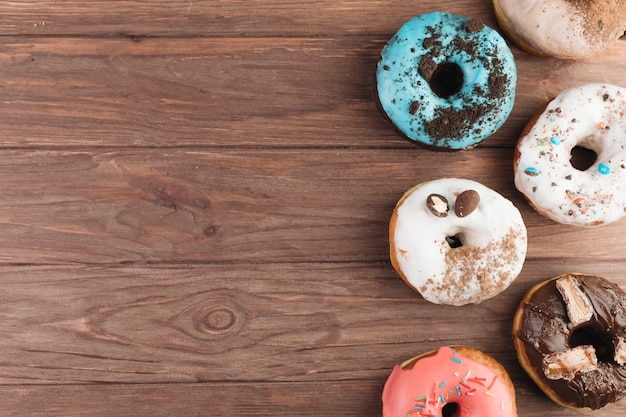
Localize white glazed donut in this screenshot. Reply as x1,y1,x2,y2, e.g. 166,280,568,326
389,178,527,305
514,84,626,227
493,0,626,59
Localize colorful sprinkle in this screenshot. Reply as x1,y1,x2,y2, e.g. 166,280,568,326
598,163,611,175
414,395,427,401
450,357,462,364
439,394,445,404
485,391,495,397
551,136,561,145
524,167,540,176
456,386,462,396
470,377,486,385
439,381,447,387
488,376,498,390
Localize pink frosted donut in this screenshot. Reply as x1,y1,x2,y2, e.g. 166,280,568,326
383,346,517,417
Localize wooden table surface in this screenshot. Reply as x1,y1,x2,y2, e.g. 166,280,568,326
0,1,625,416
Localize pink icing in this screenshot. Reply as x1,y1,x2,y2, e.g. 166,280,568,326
382,346,516,417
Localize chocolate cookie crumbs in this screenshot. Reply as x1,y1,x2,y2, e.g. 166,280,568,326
418,55,437,81
463,18,484,33
418,22,510,146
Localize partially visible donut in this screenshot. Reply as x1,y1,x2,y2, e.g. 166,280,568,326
514,84,626,227
513,273,626,409
376,12,517,150
389,178,527,305
382,346,518,417
493,0,626,59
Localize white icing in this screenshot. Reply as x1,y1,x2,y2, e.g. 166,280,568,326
391,178,527,305
495,0,625,58
514,84,626,227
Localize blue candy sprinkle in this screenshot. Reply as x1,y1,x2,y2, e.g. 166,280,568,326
551,136,561,145
524,167,540,176
598,163,611,175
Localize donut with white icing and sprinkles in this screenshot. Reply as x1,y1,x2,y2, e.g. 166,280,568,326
382,346,518,417
376,12,517,150
514,84,626,227
389,178,527,305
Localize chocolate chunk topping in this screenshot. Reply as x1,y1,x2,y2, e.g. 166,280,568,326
515,274,626,409
409,101,420,115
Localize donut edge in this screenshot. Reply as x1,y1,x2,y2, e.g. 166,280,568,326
513,100,557,223
389,182,427,296
492,0,552,58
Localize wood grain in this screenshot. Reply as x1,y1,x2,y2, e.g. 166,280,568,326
3,381,626,417
0,37,622,148
0,261,624,385
0,0,624,416
0,1,499,37
0,148,623,264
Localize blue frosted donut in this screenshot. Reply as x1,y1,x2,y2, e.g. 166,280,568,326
376,12,517,150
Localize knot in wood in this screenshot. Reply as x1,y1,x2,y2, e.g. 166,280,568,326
194,298,245,336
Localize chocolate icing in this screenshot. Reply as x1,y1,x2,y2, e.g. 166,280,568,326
515,274,626,409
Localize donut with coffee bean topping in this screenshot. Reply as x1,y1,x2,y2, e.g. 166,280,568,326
389,178,527,305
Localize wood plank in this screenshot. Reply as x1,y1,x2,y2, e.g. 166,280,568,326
0,37,623,148
0,1,503,37
2,380,625,417
0,148,623,264
0,261,624,385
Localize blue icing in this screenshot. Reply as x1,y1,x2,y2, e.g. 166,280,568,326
376,12,517,150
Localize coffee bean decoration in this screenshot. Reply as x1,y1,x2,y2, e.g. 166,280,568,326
426,193,449,217
455,189,480,217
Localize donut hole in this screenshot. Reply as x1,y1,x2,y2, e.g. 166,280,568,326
441,402,460,417
430,62,464,99
569,325,614,363
445,233,465,248
570,145,598,171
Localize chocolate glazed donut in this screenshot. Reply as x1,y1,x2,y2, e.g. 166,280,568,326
512,273,626,409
